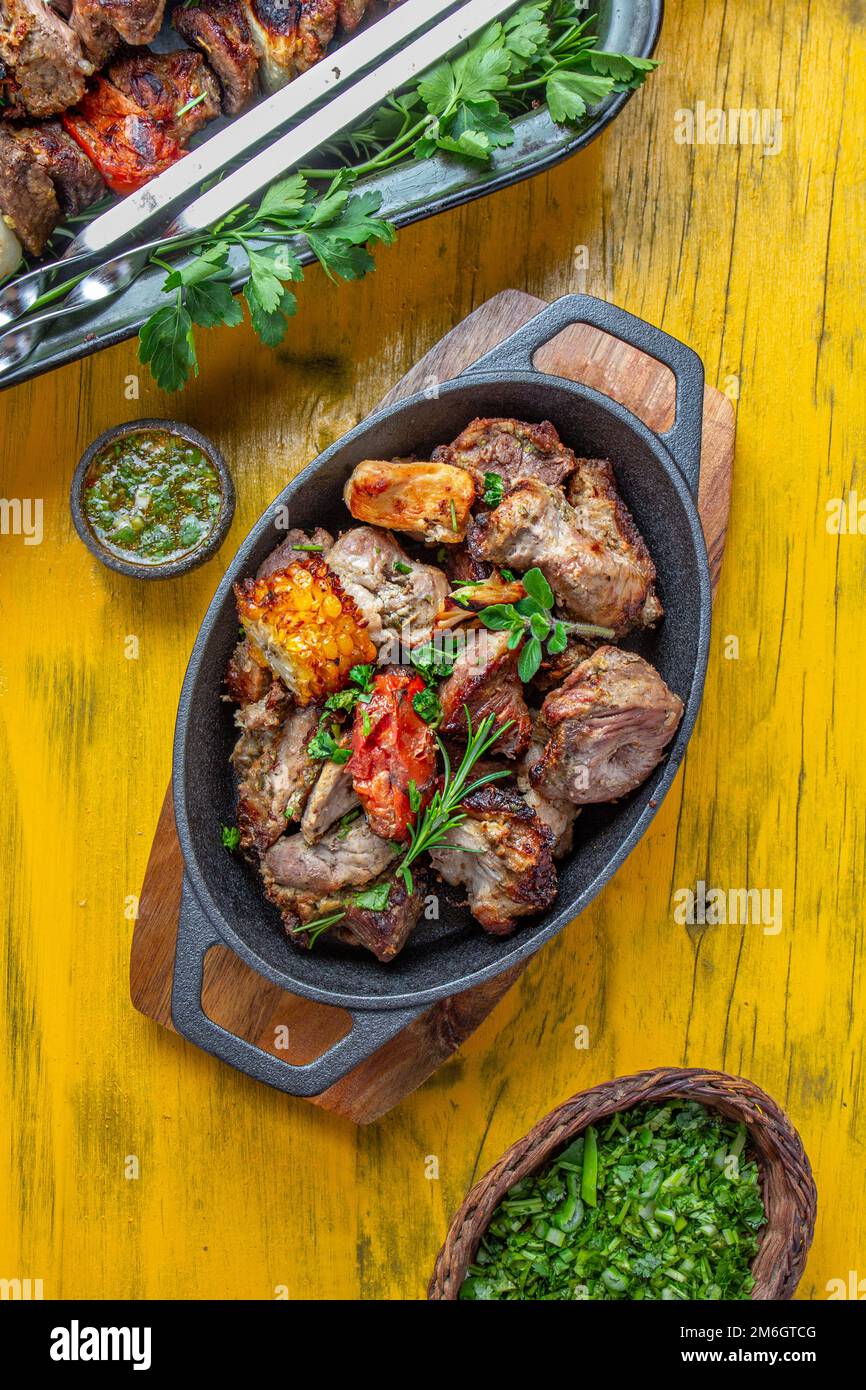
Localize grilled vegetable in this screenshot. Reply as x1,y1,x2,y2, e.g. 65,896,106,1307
63,77,183,194
344,460,476,545
460,1101,767,1301
235,558,376,705
350,669,437,842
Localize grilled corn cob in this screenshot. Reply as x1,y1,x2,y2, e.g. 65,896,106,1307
234,558,376,704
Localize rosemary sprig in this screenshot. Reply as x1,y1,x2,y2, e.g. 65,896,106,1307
395,709,512,893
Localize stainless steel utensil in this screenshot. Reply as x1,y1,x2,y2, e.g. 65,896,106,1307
0,0,467,330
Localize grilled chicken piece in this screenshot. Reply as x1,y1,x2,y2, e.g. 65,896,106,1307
69,0,118,64
438,628,531,759
351,669,436,842
470,476,661,637
108,47,221,142
429,784,556,934
261,816,398,941
63,77,183,193
518,721,578,858
257,526,334,579
0,0,93,119
173,0,260,115
433,417,579,492
93,0,165,45
530,647,684,805
335,870,425,961
13,119,104,213
232,703,321,854
300,753,358,843
326,526,449,651
235,557,377,705
225,636,273,707
240,0,337,94
0,122,58,253
344,460,476,545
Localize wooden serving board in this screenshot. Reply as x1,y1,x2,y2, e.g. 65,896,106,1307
130,289,735,1124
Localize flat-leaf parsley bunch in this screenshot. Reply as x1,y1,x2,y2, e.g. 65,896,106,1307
137,4,657,389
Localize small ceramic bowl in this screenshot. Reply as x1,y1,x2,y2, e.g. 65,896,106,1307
70,418,235,579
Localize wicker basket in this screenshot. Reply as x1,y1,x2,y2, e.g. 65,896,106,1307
429,1067,816,1301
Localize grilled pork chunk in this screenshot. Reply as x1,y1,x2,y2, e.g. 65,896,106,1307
13,119,104,213
530,647,684,805
232,703,321,854
429,784,557,934
336,0,368,31
344,460,476,545
265,815,396,894
300,754,358,844
433,417,579,492
0,123,58,253
69,0,118,65
93,0,166,45
326,526,449,651
225,636,273,707
335,870,425,962
240,0,337,93
108,47,221,141
470,475,661,637
518,721,579,858
173,0,260,114
0,0,93,118
438,628,532,759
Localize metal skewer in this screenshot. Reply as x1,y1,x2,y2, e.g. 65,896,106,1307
0,0,469,332
0,0,520,376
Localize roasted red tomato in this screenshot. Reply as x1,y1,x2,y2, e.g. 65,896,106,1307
62,80,184,195
351,670,436,842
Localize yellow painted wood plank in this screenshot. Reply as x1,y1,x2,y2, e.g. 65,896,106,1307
0,0,862,1300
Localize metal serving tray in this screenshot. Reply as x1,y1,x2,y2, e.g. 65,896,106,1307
0,0,662,391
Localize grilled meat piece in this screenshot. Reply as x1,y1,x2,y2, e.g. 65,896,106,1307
438,627,531,759
566,456,662,624
256,526,334,579
0,122,57,253
326,526,449,652
173,0,260,115
336,0,367,31
429,784,556,934
232,703,320,854
300,754,358,843
232,678,290,734
530,647,684,805
344,458,476,544
13,118,103,213
240,0,337,94
63,77,183,193
0,0,93,119
433,417,578,492
225,636,273,707
351,668,436,842
94,0,165,45
470,476,661,637
108,47,221,141
69,0,118,65
235,557,377,705
532,632,594,693
262,816,397,927
518,721,578,858
336,870,425,961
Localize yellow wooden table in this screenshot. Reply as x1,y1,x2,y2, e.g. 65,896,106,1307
0,2,862,1300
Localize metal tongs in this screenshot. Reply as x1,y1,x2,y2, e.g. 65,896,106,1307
0,0,520,375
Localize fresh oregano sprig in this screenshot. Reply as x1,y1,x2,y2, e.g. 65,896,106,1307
476,566,615,681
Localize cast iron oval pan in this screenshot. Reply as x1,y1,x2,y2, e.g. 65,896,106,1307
171,293,711,1096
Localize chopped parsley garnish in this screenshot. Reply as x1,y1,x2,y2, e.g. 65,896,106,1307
482,471,505,507
220,824,241,851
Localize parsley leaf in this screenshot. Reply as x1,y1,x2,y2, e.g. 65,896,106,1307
546,70,615,124
353,881,392,912
483,471,504,506
413,686,442,726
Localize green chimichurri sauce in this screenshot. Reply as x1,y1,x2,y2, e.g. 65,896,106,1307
83,429,222,565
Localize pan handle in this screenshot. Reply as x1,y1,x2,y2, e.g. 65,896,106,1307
463,294,704,500
171,879,423,1098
